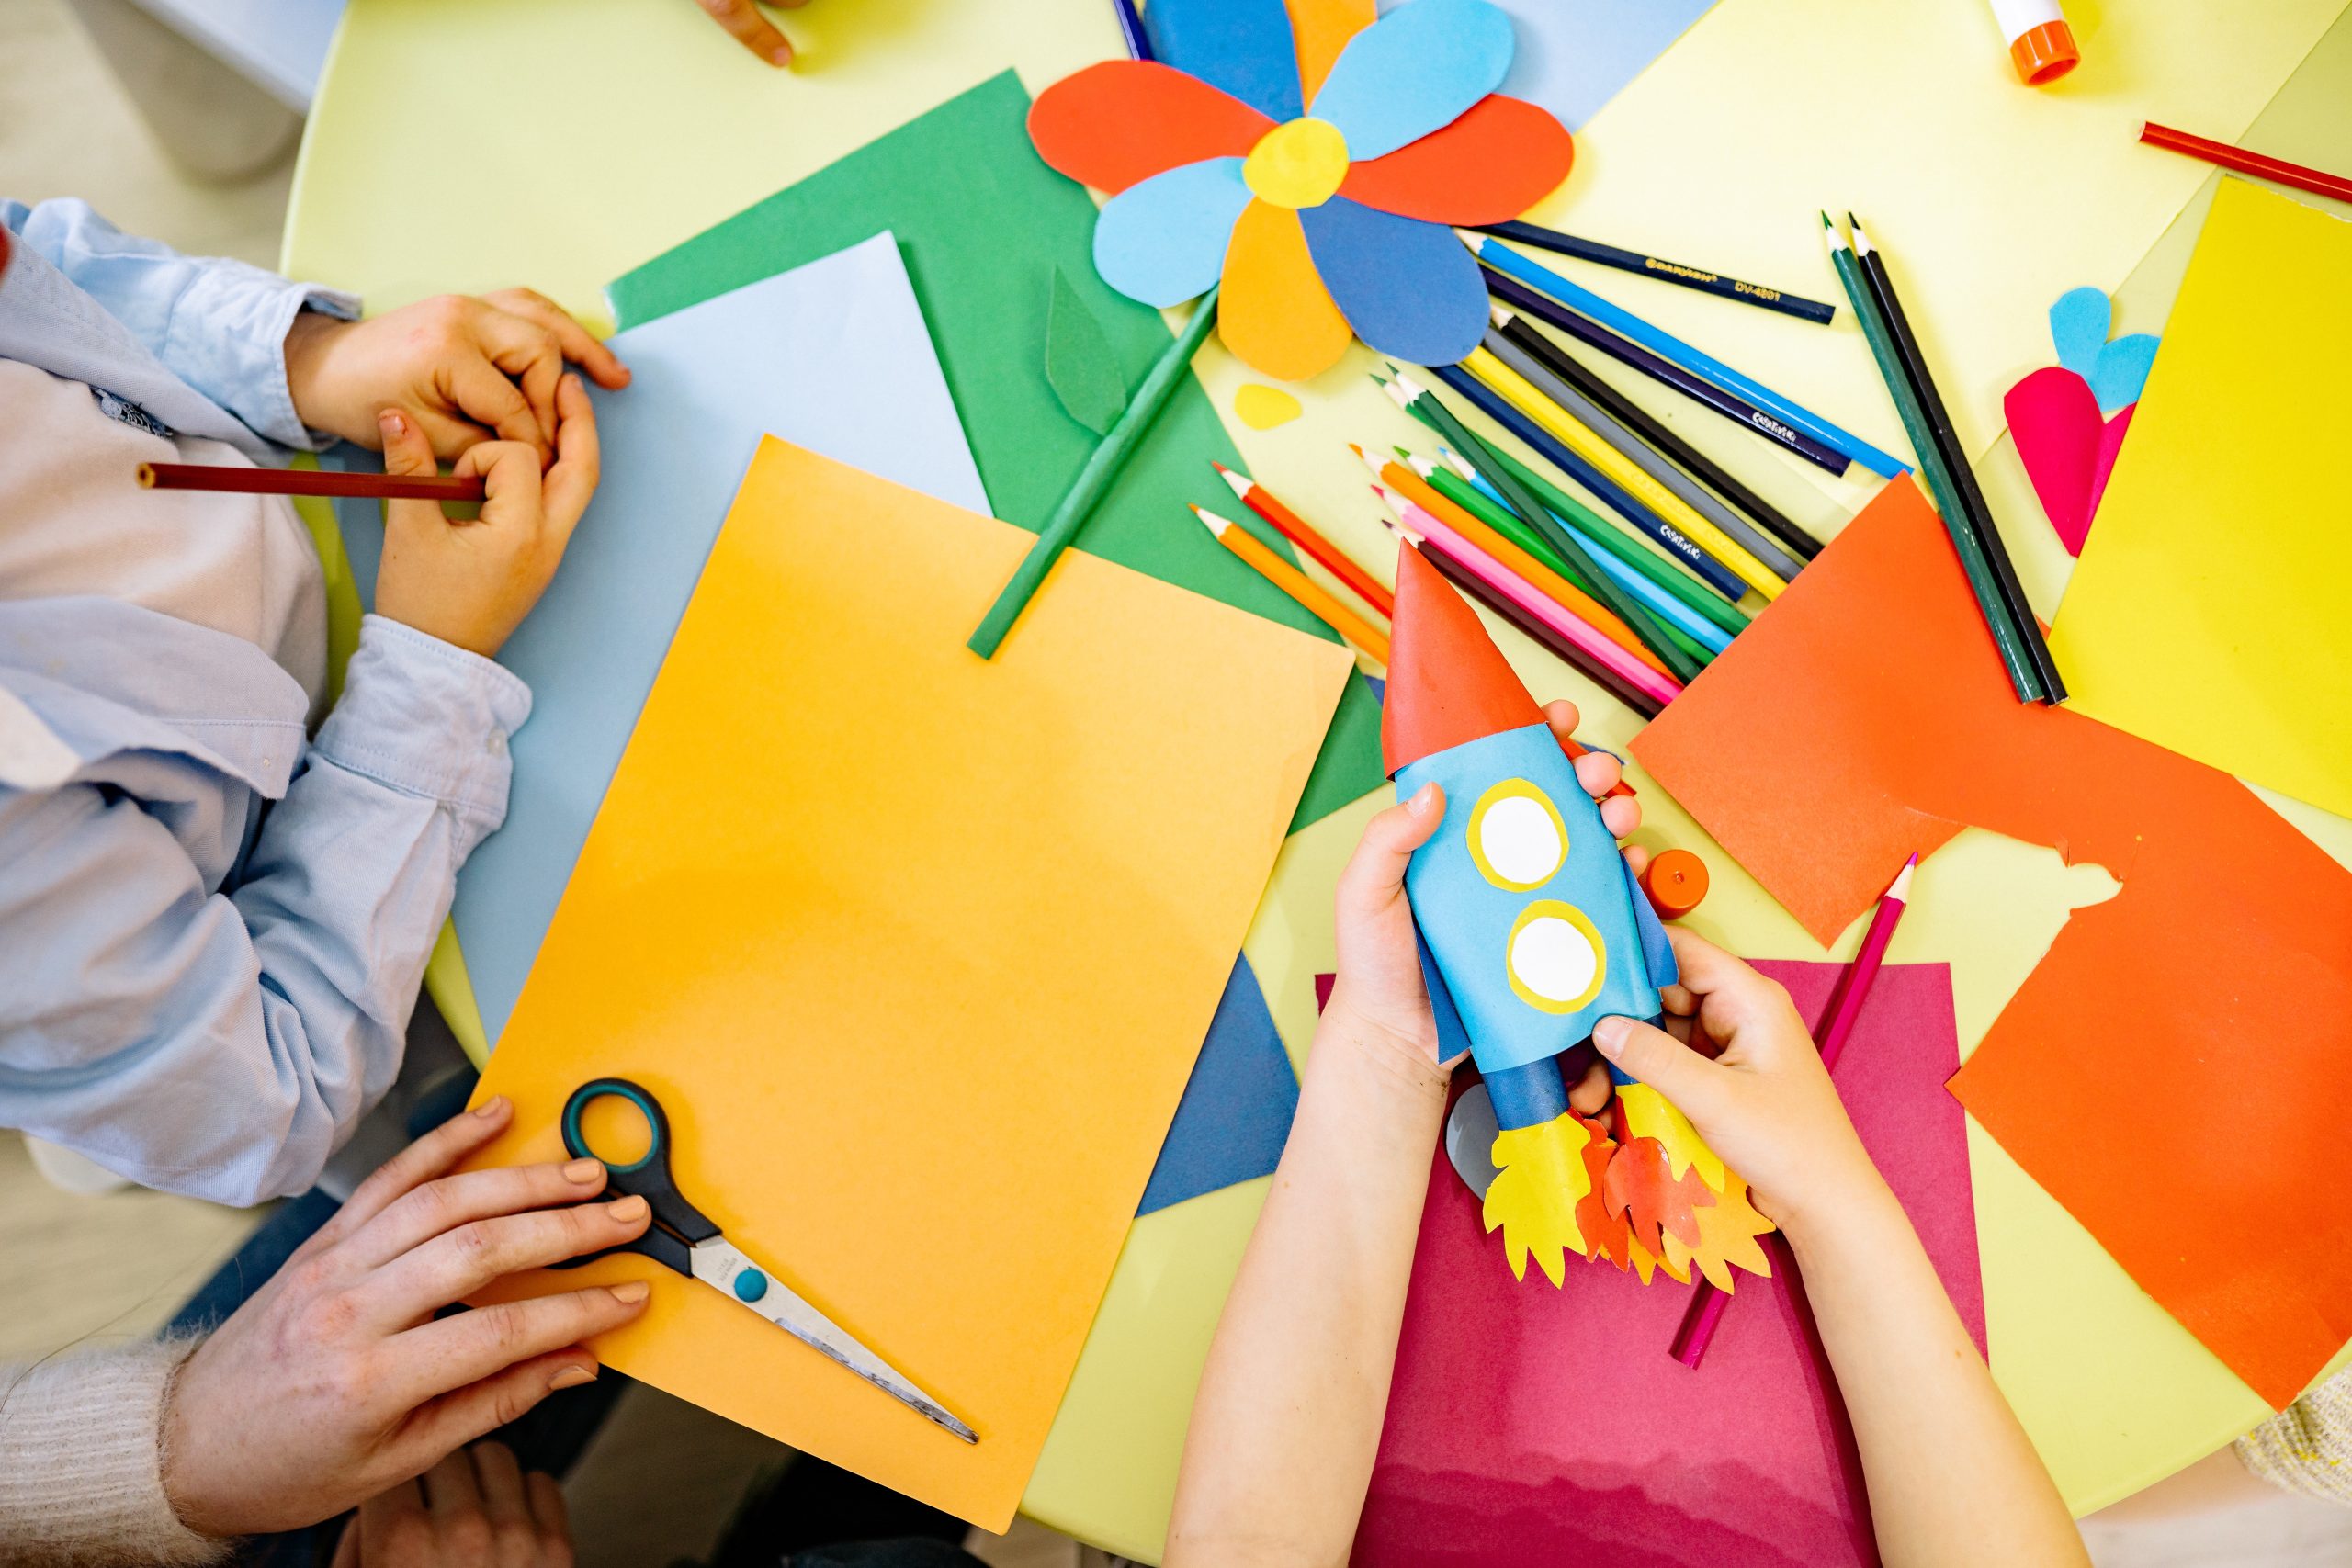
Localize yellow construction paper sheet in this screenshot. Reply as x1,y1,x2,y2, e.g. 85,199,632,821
463,436,1351,1529
2049,181,2352,819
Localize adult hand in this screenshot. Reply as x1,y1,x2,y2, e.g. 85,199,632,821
693,0,809,66
1325,700,1640,1103
328,1444,573,1568
370,378,598,660
1591,928,1882,1232
161,1099,653,1539
284,291,630,466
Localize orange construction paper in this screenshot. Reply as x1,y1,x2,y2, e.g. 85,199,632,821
1338,95,1574,223
1027,60,1273,195
1632,478,2352,1409
1218,198,1353,381
462,436,1352,1526
1288,0,1376,102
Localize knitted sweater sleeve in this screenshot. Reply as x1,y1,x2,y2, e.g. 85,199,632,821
2238,1368,2352,1507
0,1340,230,1565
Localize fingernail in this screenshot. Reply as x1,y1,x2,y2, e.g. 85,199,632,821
562,1158,603,1183
770,46,793,65
609,1195,650,1222
548,1365,596,1390
379,410,405,436
1409,782,1437,814
609,1280,651,1305
1592,1018,1626,1056
472,1095,508,1120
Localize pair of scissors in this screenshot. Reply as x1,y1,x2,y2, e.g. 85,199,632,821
559,1077,977,1445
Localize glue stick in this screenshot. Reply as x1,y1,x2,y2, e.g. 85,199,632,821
1986,0,2079,85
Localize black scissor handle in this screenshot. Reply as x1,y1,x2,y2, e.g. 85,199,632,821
560,1077,720,1246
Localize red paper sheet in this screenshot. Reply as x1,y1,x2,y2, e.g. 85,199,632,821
1630,479,2352,1409
1359,961,1981,1568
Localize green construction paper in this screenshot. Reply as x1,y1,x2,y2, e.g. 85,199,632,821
608,71,1385,833
1046,267,1129,436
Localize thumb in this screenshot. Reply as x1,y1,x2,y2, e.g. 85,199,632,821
1335,782,1444,917
1592,1014,1728,1122
379,408,445,538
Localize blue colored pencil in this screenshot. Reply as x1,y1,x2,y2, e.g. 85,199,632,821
1113,0,1152,60
1477,219,1839,326
1425,361,1749,604
1484,268,1850,477
1477,235,1910,480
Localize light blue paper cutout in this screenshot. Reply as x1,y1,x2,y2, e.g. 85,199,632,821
335,233,989,1043
1312,0,1514,161
1379,0,1717,131
1093,157,1252,308
2089,333,2160,414
2049,287,2111,381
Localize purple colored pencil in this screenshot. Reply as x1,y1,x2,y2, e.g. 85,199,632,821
1113,0,1153,60
1670,854,1917,1369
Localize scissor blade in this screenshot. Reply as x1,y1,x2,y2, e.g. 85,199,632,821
688,1239,977,1444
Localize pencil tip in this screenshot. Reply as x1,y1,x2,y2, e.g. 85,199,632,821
1191,504,1229,536
1215,464,1251,501
1819,210,1831,228
1887,857,1917,900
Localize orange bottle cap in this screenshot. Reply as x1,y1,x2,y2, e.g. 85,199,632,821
2010,19,2078,85
1642,849,1711,919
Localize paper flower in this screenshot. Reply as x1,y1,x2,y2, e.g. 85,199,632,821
1030,0,1574,381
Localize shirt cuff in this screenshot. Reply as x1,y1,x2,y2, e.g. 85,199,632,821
168,260,359,453
312,615,533,859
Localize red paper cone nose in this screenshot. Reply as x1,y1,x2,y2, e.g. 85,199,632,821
1382,541,1543,774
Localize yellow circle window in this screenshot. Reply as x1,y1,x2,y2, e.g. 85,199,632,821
1466,779,1568,891
1506,900,1607,1014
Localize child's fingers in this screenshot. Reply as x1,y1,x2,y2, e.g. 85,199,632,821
1565,1050,1613,1117
1540,698,1585,747
697,0,794,65
1592,1014,1730,1125
1336,783,1444,919
1662,926,1806,1048
1620,841,1652,882
538,376,602,539
454,440,548,528
381,409,455,541
1571,748,1620,800
1600,796,1639,839
484,289,631,389
436,355,548,462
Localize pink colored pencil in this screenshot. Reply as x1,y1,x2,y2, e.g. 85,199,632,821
1671,853,1917,1369
1374,485,1683,711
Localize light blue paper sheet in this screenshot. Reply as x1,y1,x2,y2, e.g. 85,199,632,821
1381,0,1717,131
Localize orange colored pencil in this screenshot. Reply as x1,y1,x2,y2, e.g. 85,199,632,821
1364,451,1673,682
1192,505,1390,666
1212,461,1394,618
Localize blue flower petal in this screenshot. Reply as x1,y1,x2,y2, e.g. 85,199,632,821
1298,198,1487,366
1093,158,1254,309
1309,0,1514,161
1143,0,1305,121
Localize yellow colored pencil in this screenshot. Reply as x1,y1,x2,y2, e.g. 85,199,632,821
1461,346,1786,601
1193,505,1390,666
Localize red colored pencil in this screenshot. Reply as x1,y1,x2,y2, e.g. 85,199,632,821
138,461,485,502
1214,462,1394,619
1671,853,1917,1369
2140,121,2352,207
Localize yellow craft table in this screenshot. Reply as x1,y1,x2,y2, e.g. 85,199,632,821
287,1,2352,1558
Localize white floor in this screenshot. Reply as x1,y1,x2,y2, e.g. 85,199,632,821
6,1,2352,1562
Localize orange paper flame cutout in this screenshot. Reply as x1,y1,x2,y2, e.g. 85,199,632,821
1663,1172,1776,1292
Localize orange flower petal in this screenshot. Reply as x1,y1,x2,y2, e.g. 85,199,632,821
1339,94,1575,225
1218,201,1354,382
1289,0,1377,103
1030,61,1276,196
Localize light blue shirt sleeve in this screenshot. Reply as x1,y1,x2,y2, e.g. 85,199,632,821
0,197,357,452
0,617,529,1205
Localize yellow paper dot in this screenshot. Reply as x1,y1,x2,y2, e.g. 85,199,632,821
1233,384,1304,430
1243,118,1351,210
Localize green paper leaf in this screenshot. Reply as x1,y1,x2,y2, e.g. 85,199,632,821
1045,267,1130,436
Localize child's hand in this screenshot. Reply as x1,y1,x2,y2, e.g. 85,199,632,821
284,291,630,467
371,383,598,660
693,0,808,66
328,1443,573,1567
1592,929,1882,1235
1328,700,1639,1100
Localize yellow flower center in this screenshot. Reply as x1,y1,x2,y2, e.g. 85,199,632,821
1242,118,1351,209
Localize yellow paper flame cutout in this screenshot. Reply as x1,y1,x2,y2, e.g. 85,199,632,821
1660,1174,1776,1292
1616,1081,1727,1192
1482,1113,1601,1286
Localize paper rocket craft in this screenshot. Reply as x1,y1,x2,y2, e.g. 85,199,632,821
1028,0,1575,380
1385,543,1771,1289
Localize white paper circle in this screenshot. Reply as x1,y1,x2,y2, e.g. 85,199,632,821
1477,794,1565,886
1510,914,1600,1005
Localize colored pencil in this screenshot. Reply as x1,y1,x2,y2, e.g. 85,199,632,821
1820,217,2043,704
1388,370,1704,683
1193,505,1389,665
1112,0,1153,61
1401,522,1665,719
1489,310,1826,561
137,461,485,502
1419,443,1750,635
1477,219,1839,326
1486,267,1852,477
1423,461,1730,655
1419,363,1750,604
1376,490,1681,710
1212,461,1393,617
1850,216,2063,703
1475,233,1911,479
1472,335,1802,591
1673,854,1916,1369
971,285,1219,660
1363,450,1694,677
2140,121,2352,206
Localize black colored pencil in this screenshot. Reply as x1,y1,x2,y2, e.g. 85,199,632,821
1483,266,1851,477
1492,312,1826,562
1479,219,1838,325
1849,216,2064,703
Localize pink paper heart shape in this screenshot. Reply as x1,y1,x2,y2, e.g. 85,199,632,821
2007,367,2102,554
2088,400,2135,524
